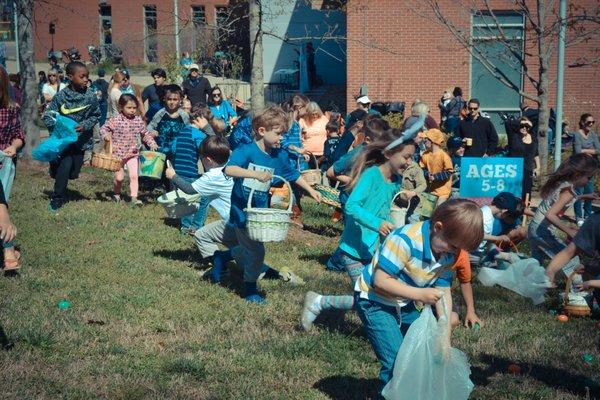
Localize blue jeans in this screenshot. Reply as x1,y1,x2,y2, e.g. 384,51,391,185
99,101,108,126
181,183,210,230
355,293,404,389
445,116,460,134
574,178,595,220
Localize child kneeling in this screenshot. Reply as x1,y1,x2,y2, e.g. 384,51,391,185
354,199,483,391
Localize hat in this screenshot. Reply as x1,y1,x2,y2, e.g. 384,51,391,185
422,129,445,146
356,95,371,104
492,192,522,218
188,64,200,71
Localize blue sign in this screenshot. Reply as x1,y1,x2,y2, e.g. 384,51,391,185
459,157,524,198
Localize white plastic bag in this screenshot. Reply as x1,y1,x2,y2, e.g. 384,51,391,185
382,300,474,400
478,258,552,305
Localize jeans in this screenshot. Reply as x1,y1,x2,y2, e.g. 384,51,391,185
355,293,404,389
445,116,460,134
180,184,210,230
50,145,85,204
574,178,595,220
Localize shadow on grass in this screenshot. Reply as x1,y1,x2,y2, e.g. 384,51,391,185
303,224,343,237
42,189,88,202
313,310,364,338
153,248,197,263
474,353,600,396
313,375,380,400
161,218,181,229
298,252,332,266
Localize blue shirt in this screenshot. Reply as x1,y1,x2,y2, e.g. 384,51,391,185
332,143,366,206
227,142,300,228
172,125,207,179
156,114,185,155
229,115,253,151
210,100,237,127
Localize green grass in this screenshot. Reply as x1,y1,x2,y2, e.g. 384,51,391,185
1,163,599,399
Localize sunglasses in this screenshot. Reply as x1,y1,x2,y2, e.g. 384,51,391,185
586,120,595,125
468,107,479,111
212,93,221,97
48,74,58,77
519,124,531,130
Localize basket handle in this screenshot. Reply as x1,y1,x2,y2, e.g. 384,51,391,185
246,174,293,213
306,151,319,169
564,271,578,306
104,139,113,156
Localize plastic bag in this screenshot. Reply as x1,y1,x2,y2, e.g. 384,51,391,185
32,113,78,162
382,300,474,400
0,151,15,200
478,258,552,305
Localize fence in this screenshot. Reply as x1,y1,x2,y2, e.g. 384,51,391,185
214,82,287,106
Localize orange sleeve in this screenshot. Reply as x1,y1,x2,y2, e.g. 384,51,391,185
452,249,472,283
442,152,454,172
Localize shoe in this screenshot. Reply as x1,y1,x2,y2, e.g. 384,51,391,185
291,205,304,228
577,219,585,228
131,198,143,207
244,294,266,304
278,267,305,286
112,194,121,203
180,227,196,236
48,199,61,214
301,291,322,331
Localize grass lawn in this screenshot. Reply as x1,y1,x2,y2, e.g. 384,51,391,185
1,163,599,399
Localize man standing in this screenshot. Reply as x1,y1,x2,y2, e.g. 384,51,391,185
142,68,167,120
182,64,212,108
458,98,498,157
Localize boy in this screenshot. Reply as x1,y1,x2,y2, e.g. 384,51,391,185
319,121,340,172
147,84,190,157
419,128,453,203
446,135,465,190
171,105,216,234
43,61,100,213
354,199,484,390
220,106,321,302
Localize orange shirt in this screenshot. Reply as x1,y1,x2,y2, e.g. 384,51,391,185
452,249,472,284
299,114,329,156
420,149,453,198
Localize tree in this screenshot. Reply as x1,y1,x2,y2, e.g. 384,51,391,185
248,0,265,110
15,0,38,159
416,0,600,178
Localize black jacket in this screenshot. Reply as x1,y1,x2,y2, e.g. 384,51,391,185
182,76,212,108
458,114,499,157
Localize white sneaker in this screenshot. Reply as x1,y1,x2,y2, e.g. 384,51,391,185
577,219,585,227
301,291,322,331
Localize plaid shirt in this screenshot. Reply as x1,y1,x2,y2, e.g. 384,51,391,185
0,106,25,151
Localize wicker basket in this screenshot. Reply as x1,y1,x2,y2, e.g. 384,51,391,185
564,272,591,317
157,189,201,218
245,175,293,243
314,184,341,208
300,152,323,186
91,140,121,172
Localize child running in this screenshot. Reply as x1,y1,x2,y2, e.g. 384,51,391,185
354,199,483,391
100,93,158,205
301,131,417,330
219,106,321,302
528,154,598,277
419,128,453,204
43,61,100,213
147,84,190,158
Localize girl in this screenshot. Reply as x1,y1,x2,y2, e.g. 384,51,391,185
528,153,599,276
209,86,238,131
100,94,158,206
301,131,416,330
573,113,600,225
41,69,66,105
0,66,24,270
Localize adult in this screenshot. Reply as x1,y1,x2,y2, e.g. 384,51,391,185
182,63,211,108
440,87,465,134
41,69,66,105
299,101,329,162
403,101,438,131
457,98,498,157
92,68,109,126
573,113,600,225
506,116,539,200
521,103,559,151
142,68,167,120
108,70,145,117
208,86,238,131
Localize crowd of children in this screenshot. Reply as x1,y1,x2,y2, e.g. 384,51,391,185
9,60,598,395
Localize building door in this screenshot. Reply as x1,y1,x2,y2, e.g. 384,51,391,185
471,12,524,134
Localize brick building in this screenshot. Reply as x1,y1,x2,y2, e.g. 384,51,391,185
345,0,600,133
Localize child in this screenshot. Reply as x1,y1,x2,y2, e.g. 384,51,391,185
419,128,453,204
43,61,100,213
0,182,18,271
354,199,484,390
396,155,427,223
181,98,192,115
446,136,465,191
301,132,417,330
147,84,190,157
100,93,158,206
219,106,321,302
171,105,217,234
528,154,598,278
320,120,340,172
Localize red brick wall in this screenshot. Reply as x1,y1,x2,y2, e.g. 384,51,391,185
33,0,229,65
346,0,600,129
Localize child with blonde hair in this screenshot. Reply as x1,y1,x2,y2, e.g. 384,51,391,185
419,128,453,203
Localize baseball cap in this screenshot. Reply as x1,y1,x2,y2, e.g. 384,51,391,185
421,128,445,146
356,95,371,104
188,64,200,71
492,192,523,218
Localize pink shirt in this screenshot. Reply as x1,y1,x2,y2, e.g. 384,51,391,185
100,114,157,160
299,114,329,156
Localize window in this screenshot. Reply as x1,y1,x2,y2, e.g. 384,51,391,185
144,5,158,62
192,5,206,25
471,11,525,133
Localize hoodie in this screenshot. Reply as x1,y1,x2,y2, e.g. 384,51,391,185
43,86,100,150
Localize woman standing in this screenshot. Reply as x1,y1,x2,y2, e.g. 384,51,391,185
108,71,146,118
208,86,237,131
506,117,539,200
573,113,600,225
41,69,66,105
299,101,328,165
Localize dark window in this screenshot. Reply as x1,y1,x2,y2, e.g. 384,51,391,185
192,5,206,25
144,5,158,62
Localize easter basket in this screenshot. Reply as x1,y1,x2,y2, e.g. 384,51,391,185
300,152,323,186
91,140,121,172
314,183,341,208
563,272,591,317
157,189,201,219
245,175,293,243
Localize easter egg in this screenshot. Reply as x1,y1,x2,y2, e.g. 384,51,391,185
57,299,71,310
557,314,569,322
583,354,594,363
507,364,521,374
472,322,481,331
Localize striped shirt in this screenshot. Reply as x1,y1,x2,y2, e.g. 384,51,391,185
355,221,454,307
172,125,206,180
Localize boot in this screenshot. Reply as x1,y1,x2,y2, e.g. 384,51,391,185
291,204,304,228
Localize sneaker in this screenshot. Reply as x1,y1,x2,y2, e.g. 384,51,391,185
278,267,305,286
577,219,585,228
131,198,143,207
244,294,266,304
112,194,121,203
48,199,61,214
301,291,322,331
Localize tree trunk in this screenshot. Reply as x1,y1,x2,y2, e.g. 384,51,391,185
16,0,39,160
248,0,264,111
536,0,551,182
